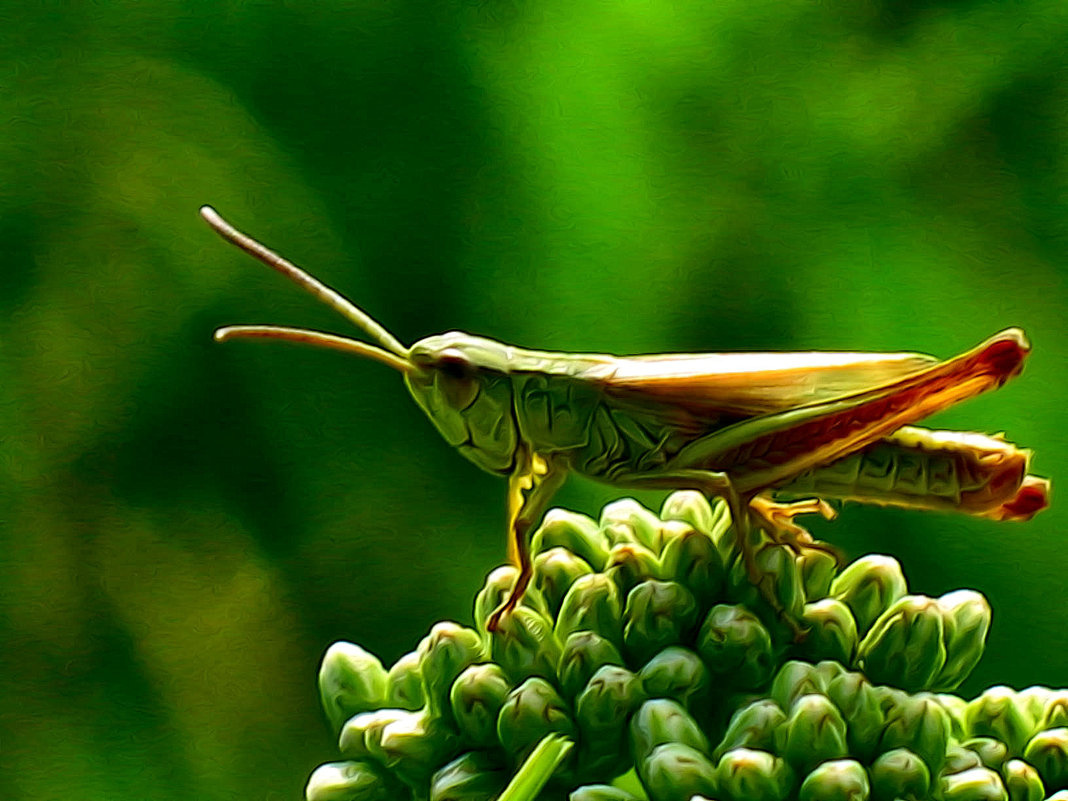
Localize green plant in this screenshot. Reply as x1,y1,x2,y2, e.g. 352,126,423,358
306,492,1067,800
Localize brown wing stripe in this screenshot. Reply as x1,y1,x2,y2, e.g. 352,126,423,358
722,331,1029,488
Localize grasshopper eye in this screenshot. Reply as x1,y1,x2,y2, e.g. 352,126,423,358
435,349,480,409
437,349,474,380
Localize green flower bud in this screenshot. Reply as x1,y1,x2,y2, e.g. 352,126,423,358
577,665,646,738
630,699,710,762
714,699,787,759
305,760,398,801
826,671,885,763
532,509,609,570
940,766,1009,801
1039,691,1068,731
474,566,549,634
534,547,595,618
660,491,727,542
622,580,699,665
799,599,858,665
606,542,663,599
575,665,646,779
715,747,794,801
569,785,642,801
874,683,907,714
963,738,1010,772
1002,758,1044,801
726,540,794,619
935,590,991,692
419,623,485,721
769,661,824,709
966,687,1036,756
798,547,839,602
1019,687,1054,726
490,605,561,685
858,595,947,692
775,694,849,773
387,652,424,711
658,523,726,609
600,498,665,552
339,709,407,760
497,678,575,764
753,540,806,623
937,693,970,739
831,555,907,634
450,664,512,748
640,743,717,801
879,692,951,776
870,747,931,801
429,751,507,801
798,759,870,801
813,659,850,688
319,642,389,735
696,604,774,690
944,745,986,776
1023,728,1068,793
555,573,624,649
637,646,710,712
366,708,461,790
715,522,743,572
557,630,625,700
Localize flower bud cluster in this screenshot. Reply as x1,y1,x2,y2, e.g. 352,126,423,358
665,660,1068,801
305,492,1063,801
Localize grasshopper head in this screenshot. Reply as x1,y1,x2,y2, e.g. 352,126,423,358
404,333,518,474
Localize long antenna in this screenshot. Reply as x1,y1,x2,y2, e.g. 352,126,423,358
200,206,409,358
214,325,413,374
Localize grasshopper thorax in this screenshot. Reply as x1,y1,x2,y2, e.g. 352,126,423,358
404,332,519,475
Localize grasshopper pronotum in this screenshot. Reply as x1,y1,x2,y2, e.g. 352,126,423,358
202,207,1049,632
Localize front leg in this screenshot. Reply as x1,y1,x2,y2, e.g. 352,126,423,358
486,450,567,632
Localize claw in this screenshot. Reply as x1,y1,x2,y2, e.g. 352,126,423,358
486,605,507,633
749,495,842,562
485,568,530,633
735,494,844,637
741,551,811,642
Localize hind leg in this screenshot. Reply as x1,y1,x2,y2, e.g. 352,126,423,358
605,468,812,631
748,494,843,562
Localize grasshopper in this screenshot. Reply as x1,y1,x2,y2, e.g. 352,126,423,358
201,206,1049,632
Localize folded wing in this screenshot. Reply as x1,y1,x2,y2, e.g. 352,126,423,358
593,329,1027,425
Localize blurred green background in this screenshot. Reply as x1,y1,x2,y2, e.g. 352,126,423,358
1,2,1066,799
